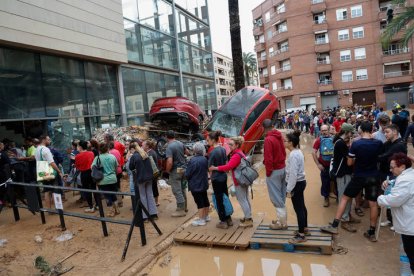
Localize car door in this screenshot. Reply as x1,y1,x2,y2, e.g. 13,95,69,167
242,100,271,154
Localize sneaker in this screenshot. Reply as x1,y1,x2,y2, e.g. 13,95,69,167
227,218,234,226
171,209,186,217
380,220,391,227
84,207,95,213
341,222,356,233
216,221,229,229
289,234,307,244
192,219,206,226
363,231,377,242
240,218,253,228
239,218,246,223
323,197,330,208
270,220,288,230
205,215,211,222
390,226,395,231
320,225,339,234
294,228,311,236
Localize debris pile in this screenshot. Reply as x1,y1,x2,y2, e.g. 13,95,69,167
93,126,149,143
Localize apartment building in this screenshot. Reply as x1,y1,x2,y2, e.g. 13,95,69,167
253,0,414,111
213,52,235,107
0,0,215,147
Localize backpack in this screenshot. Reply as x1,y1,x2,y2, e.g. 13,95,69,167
91,156,104,182
319,137,334,161
234,152,259,187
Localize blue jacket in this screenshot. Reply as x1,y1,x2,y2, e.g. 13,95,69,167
185,156,209,192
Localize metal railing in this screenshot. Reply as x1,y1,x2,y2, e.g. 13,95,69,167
314,19,327,24
317,59,330,64
383,48,410,55
281,65,291,71
315,39,329,45
318,79,333,85
383,70,412,78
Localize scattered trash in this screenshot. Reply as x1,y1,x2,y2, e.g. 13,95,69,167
34,235,43,244
93,126,149,143
159,253,172,268
54,231,73,242
34,250,80,276
158,179,169,190
0,250,19,265
0,239,8,247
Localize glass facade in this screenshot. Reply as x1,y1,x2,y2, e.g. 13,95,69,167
0,47,120,150
122,0,217,115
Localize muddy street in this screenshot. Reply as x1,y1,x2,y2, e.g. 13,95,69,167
0,133,407,276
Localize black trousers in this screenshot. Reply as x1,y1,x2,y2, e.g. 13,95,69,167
152,177,159,198
80,170,96,208
402,234,414,273
291,180,308,233
212,178,230,222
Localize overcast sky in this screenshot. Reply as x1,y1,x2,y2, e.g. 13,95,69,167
208,0,264,58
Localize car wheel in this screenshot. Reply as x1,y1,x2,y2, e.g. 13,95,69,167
156,137,168,158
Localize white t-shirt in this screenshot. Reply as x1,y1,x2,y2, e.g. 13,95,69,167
35,146,55,164
313,116,319,125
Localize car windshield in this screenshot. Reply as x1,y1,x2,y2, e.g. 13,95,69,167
205,111,244,137
205,88,265,137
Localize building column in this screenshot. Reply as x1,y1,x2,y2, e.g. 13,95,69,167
172,0,184,95
117,65,127,126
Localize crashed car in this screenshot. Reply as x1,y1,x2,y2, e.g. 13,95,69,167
149,97,206,132
204,86,279,155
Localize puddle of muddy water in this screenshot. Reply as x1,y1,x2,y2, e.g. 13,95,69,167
149,246,331,276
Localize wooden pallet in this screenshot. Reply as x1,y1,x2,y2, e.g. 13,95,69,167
250,224,333,255
174,218,263,249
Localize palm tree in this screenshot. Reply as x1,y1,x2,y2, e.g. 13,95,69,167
228,0,245,91
242,52,257,86
381,0,414,48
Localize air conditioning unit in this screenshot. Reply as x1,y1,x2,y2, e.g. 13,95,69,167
343,90,350,95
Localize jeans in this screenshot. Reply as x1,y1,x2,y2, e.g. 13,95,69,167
291,180,308,233
314,126,320,138
212,178,230,222
402,234,414,273
235,185,252,219
137,180,157,219
169,169,186,207
80,170,96,208
320,166,331,198
336,174,352,221
128,170,135,194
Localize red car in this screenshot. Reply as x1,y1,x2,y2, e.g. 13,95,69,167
204,86,279,155
149,97,206,131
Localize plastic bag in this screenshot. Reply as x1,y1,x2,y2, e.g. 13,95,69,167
55,231,73,242
0,238,8,247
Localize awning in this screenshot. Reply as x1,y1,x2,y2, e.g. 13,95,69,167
384,60,411,66
314,30,328,34
320,91,338,96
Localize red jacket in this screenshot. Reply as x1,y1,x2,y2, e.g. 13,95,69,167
333,119,344,133
263,130,286,177
114,141,125,166
217,149,244,186
75,151,94,172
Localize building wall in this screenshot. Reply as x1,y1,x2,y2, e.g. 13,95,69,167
213,52,235,107
253,0,414,111
0,0,127,63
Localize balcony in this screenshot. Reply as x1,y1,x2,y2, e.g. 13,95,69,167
383,47,411,63
253,24,264,36
275,67,292,80
271,47,290,61
384,70,412,78
311,0,326,14
269,10,286,26
272,29,289,43
318,79,333,91
315,40,330,52
254,42,266,52
313,19,328,33
258,59,268,68
383,70,413,84
260,75,269,84
316,59,332,72
379,3,405,20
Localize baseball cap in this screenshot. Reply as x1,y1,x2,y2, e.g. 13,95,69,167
356,114,363,119
341,123,355,133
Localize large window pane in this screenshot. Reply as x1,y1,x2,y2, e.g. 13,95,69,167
84,62,119,115
177,12,211,51
0,48,45,119
175,0,209,23
180,42,213,77
40,55,87,117
122,67,147,114
137,0,174,35
122,0,139,22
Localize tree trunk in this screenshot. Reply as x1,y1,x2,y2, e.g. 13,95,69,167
228,0,245,91
244,64,250,86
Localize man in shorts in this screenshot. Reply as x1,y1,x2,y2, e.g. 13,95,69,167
321,121,383,242
35,136,64,209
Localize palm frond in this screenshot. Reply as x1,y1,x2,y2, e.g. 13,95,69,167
381,7,414,48
403,23,414,46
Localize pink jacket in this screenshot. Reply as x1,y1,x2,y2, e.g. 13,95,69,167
217,149,245,186
109,149,122,174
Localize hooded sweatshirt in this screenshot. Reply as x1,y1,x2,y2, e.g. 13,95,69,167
263,129,286,177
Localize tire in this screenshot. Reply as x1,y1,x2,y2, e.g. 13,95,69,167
155,137,168,158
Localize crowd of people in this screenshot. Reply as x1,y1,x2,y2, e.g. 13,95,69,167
0,103,414,273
